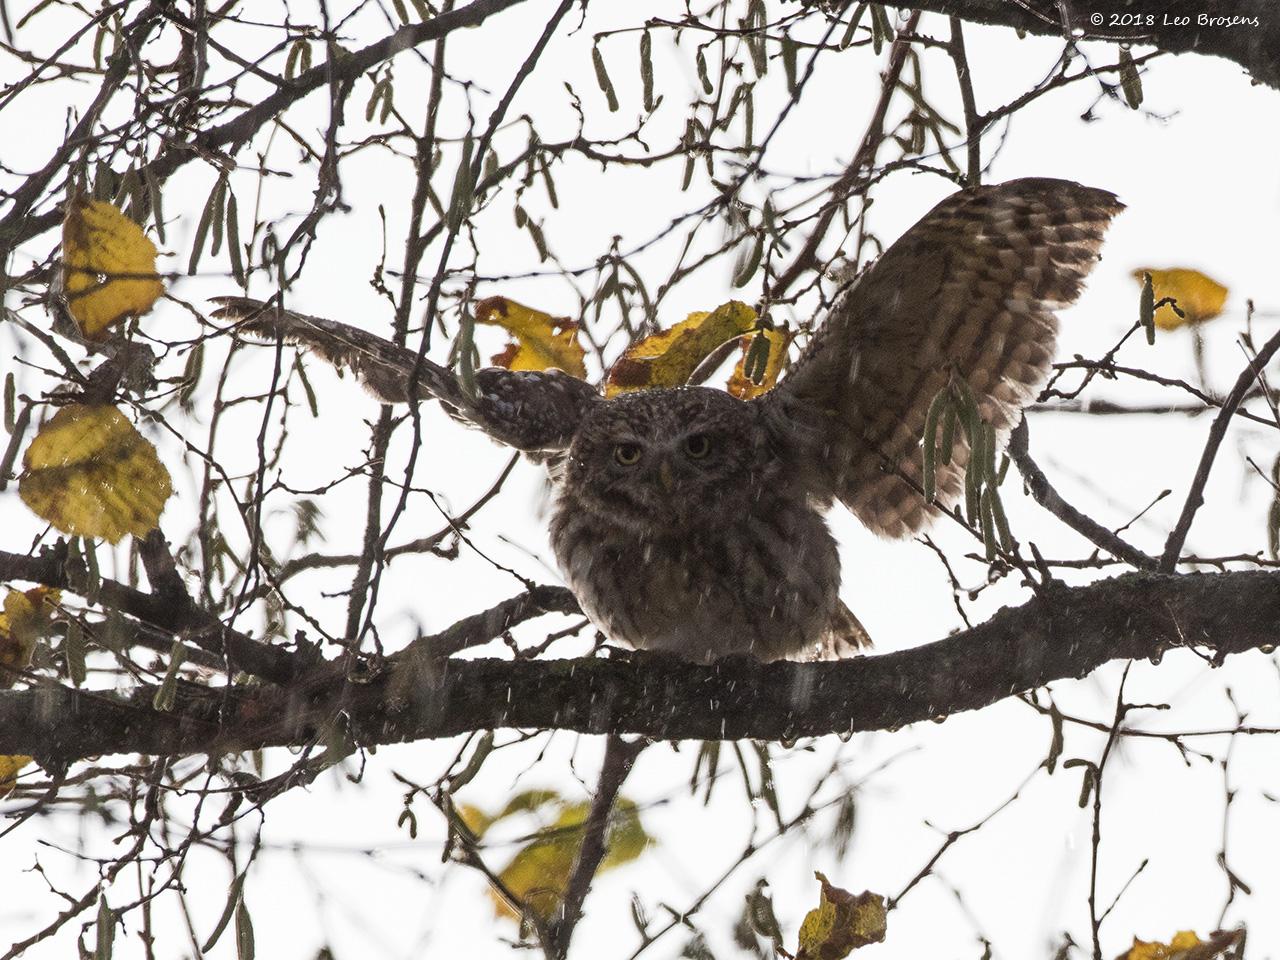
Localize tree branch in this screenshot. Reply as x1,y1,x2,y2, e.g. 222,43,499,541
547,735,646,960
0,546,308,685
847,0,1280,90
2,570,1276,760
1009,420,1159,570
1160,327,1280,570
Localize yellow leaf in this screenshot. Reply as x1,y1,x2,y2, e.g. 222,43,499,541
455,803,493,838
727,327,794,399
488,796,651,922
62,197,164,339
19,404,172,543
475,297,587,378
0,755,34,799
1116,929,1250,960
795,872,887,960
0,587,61,689
1131,268,1228,329
605,300,758,397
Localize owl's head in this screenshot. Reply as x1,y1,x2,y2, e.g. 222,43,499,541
561,387,767,532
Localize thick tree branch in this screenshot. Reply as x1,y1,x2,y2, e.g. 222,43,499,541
0,546,308,685
1,570,1276,760
870,0,1280,90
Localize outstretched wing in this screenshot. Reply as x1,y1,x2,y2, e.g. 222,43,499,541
762,178,1123,537
210,296,599,453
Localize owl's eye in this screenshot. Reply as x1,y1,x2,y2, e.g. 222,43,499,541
614,443,642,466
683,434,712,459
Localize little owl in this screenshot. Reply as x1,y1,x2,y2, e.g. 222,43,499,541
213,177,1122,662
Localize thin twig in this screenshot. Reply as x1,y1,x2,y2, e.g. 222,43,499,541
1160,327,1280,570
547,736,647,959
1009,420,1158,571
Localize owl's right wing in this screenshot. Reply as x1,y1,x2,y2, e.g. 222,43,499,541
760,178,1123,538
210,296,599,453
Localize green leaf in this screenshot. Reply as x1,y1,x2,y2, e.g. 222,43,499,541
226,191,245,286
1118,49,1143,109
3,373,14,433
446,133,475,233
696,46,713,95
187,178,222,275
202,876,247,952
1139,271,1156,344
64,618,86,685
782,34,798,93
153,639,188,712
95,895,114,960
236,899,256,960
731,233,763,288
840,3,868,49
640,30,654,112
921,388,947,502
592,44,619,112
449,731,494,789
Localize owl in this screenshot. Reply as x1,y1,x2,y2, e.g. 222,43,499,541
213,178,1122,662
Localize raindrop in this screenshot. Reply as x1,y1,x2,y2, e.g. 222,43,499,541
932,714,947,724
837,728,854,743
1260,644,1276,654
1148,648,1164,666
1069,26,1085,39
780,735,797,749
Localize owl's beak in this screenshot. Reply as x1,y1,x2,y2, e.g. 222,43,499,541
658,460,675,492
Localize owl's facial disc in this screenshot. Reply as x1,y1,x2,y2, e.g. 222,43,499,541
565,387,758,532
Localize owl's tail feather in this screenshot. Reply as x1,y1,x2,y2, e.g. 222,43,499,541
814,600,874,660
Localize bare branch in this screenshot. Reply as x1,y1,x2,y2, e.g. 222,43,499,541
2,570,1276,759
1160,327,1280,570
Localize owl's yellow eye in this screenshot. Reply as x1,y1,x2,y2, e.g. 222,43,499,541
683,434,711,459
614,443,642,466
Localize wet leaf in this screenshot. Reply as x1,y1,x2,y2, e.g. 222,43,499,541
446,133,475,233
62,197,164,339
795,872,887,960
731,232,763,288
640,30,654,112
1118,49,1143,109
485,795,651,921
448,731,495,790
0,755,33,798
95,895,115,960
605,301,757,397
1139,271,1156,344
782,34,799,93
592,43,619,112
152,639,188,712
727,328,792,399
19,404,173,543
0,586,60,688
1119,928,1243,960
696,47,713,95
235,898,255,960
744,880,784,950
475,297,587,378
1131,268,1228,328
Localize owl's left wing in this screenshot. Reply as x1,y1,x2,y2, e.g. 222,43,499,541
761,178,1123,537
210,296,598,453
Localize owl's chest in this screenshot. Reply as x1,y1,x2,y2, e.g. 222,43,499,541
549,498,841,661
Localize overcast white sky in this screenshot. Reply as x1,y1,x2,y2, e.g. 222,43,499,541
3,2,1280,958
